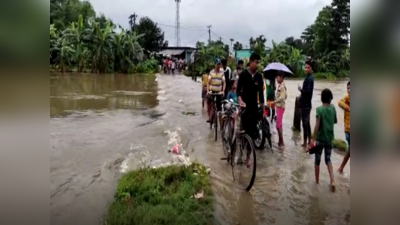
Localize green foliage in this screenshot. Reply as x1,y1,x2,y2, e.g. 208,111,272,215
332,139,348,152
134,17,165,53
50,0,166,74
186,0,350,79
132,58,160,73
105,163,214,225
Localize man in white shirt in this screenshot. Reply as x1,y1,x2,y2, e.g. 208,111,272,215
221,58,232,98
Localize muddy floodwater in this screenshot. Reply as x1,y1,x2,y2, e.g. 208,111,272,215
50,73,350,225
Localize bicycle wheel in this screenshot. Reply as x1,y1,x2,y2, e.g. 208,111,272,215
214,110,218,141
254,121,266,149
231,133,256,191
221,117,231,161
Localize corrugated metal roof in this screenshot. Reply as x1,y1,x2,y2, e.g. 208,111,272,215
159,49,185,56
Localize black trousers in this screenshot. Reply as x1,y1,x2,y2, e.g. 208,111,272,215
242,107,259,139
301,108,312,142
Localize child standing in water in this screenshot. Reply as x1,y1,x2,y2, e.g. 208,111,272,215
309,88,337,191
227,80,238,103
274,71,287,147
265,76,276,123
338,81,350,173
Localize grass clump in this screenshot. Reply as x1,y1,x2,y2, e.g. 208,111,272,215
332,139,348,152
104,163,214,225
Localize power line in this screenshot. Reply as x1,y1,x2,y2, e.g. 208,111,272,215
136,15,207,30
211,31,227,42
183,30,208,46
135,13,206,28
157,23,207,30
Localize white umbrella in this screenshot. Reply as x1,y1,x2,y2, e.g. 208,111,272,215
263,62,293,74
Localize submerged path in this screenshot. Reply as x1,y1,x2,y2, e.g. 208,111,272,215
50,73,350,224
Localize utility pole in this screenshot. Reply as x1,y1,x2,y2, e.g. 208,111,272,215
207,25,212,43
175,0,181,46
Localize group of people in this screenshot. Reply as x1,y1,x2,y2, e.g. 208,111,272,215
201,53,350,191
163,57,185,74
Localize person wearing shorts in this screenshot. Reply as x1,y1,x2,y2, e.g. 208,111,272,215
274,71,287,147
309,88,337,191
338,81,350,173
206,58,225,123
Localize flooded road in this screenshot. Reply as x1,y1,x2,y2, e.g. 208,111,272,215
50,73,350,225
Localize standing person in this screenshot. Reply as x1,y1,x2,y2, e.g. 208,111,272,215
299,61,315,147
221,59,232,98
233,60,244,82
338,81,350,173
274,71,287,147
265,76,276,123
308,88,337,191
227,80,238,103
168,58,172,74
201,66,212,108
171,59,176,74
206,58,226,123
237,53,264,140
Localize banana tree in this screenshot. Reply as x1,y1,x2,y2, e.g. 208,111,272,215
63,15,87,72
315,51,339,73
287,47,306,76
50,36,75,73
89,21,114,73
50,24,56,37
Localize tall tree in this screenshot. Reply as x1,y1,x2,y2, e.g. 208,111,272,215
313,6,335,54
233,41,243,50
50,0,95,30
331,0,350,50
134,17,165,52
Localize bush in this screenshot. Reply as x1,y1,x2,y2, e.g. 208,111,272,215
131,58,159,74
332,139,348,152
104,163,214,225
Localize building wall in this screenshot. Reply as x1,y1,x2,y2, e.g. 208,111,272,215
235,49,252,62
185,50,193,64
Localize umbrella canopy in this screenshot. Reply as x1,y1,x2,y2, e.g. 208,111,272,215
262,62,293,79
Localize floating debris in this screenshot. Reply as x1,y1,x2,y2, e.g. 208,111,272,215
182,111,197,116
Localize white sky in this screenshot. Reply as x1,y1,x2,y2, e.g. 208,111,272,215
88,0,365,47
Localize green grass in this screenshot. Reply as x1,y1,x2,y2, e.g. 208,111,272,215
104,163,214,225
332,139,348,152
309,132,347,152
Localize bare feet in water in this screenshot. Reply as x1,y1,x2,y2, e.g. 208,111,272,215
330,183,336,192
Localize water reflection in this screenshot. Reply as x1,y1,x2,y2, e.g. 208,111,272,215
50,73,158,117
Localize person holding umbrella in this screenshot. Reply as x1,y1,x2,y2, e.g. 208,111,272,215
274,71,287,147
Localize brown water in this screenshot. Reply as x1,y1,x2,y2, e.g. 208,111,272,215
50,73,350,225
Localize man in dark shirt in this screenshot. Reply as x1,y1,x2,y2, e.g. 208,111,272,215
299,61,314,147
237,53,265,139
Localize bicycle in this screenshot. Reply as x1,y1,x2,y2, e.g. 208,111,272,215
254,105,273,151
220,99,257,191
208,91,223,141
220,99,236,161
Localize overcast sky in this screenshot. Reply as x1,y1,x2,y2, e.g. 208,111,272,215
88,0,365,48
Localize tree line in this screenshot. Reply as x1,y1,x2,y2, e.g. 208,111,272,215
192,0,350,78
50,0,165,73
50,0,349,78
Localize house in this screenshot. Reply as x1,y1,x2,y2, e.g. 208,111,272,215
157,47,196,64
234,49,252,63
